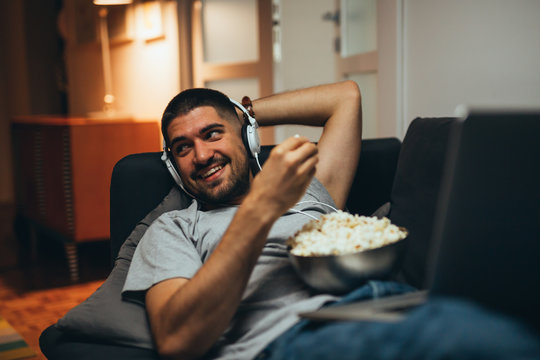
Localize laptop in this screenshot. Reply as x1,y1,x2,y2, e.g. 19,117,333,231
300,108,540,330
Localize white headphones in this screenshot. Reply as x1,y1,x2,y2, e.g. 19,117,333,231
161,97,261,195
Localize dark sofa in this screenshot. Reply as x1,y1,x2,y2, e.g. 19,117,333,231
39,117,456,359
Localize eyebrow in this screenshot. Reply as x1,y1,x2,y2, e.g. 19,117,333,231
169,123,225,149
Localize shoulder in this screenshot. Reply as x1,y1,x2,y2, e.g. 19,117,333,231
151,201,200,229
136,202,200,253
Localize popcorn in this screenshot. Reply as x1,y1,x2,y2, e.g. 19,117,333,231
287,210,407,256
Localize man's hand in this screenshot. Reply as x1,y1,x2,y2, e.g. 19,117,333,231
246,136,318,221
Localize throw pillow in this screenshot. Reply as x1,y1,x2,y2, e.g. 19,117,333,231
56,187,189,349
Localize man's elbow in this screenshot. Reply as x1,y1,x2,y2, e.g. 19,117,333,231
342,80,361,106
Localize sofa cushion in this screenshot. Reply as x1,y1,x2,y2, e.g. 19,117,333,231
55,187,189,349
389,117,456,289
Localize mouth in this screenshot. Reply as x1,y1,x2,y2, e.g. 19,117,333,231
201,164,224,179
195,162,227,183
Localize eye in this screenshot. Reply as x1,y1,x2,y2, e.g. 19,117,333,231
205,130,223,141
172,143,191,157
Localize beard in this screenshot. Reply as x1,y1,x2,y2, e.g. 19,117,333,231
188,153,251,206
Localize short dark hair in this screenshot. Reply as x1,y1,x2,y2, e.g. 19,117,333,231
161,88,239,147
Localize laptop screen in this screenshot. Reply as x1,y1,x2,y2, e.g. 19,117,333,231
426,110,540,330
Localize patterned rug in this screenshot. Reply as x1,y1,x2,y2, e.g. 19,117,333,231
0,316,35,360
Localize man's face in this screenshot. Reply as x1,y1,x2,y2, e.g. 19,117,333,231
167,106,251,205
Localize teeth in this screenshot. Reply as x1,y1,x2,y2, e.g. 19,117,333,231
202,165,223,178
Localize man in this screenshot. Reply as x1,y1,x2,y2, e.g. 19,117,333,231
123,81,363,359
123,81,540,360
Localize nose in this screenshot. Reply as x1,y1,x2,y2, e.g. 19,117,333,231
192,139,213,164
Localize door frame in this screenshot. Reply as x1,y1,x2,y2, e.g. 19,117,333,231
178,0,274,144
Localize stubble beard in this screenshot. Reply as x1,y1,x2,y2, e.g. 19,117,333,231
191,154,251,206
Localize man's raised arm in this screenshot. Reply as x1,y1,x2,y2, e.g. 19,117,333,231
252,80,362,209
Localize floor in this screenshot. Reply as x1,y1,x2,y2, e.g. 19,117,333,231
0,203,110,359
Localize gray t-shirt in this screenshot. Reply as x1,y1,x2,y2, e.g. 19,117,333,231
123,178,339,359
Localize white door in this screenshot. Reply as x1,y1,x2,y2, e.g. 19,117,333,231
273,0,382,141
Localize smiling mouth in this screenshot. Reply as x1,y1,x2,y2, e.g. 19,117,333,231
199,164,225,180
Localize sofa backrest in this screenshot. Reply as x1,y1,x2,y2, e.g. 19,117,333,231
110,152,179,266
346,138,401,216
388,117,457,289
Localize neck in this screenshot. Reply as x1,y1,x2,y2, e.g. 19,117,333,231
199,195,245,211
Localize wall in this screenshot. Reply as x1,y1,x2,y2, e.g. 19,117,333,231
0,0,67,266
376,0,399,138
0,0,64,204
63,0,180,120
0,2,26,204
401,0,540,133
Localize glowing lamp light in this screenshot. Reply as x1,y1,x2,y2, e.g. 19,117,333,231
90,0,133,118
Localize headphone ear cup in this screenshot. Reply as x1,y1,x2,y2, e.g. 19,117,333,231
164,156,183,186
241,123,251,157
242,123,261,158
161,149,190,196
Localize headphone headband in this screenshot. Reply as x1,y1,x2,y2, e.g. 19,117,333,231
229,98,258,128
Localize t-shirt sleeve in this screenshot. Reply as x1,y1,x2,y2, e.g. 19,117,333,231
122,211,202,304
310,177,337,209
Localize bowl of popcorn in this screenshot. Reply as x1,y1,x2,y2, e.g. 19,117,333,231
287,210,408,294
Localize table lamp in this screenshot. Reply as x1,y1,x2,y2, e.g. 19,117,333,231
90,0,133,118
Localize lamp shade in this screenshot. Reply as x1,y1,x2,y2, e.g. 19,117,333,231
93,0,132,5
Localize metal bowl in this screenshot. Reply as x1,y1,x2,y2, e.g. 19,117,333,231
288,233,407,294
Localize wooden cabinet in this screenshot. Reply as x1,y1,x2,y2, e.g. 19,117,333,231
12,116,161,281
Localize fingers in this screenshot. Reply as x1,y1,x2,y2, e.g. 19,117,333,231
297,150,318,178
266,136,318,182
249,136,318,216
289,137,318,176
274,136,318,164
280,134,310,150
